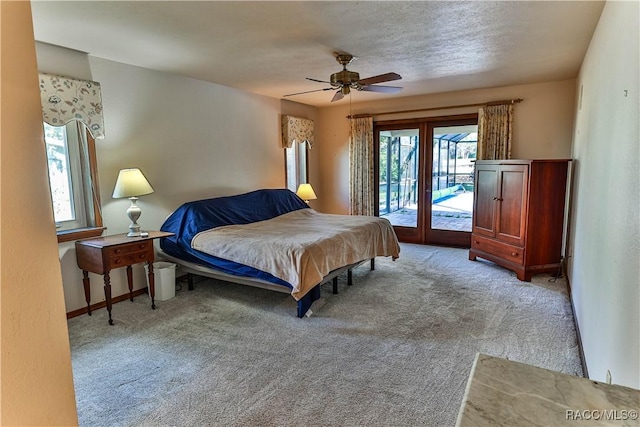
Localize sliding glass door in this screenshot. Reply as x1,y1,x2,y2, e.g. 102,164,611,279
430,124,477,233
376,125,423,242
426,121,477,246
376,115,477,247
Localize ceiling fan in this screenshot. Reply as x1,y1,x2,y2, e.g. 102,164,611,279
284,52,402,102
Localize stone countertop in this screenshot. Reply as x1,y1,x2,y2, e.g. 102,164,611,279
456,353,640,426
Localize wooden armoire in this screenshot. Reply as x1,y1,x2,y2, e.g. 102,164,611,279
468,159,570,281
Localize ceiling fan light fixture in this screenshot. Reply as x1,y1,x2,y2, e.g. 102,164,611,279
341,86,351,95
330,70,359,87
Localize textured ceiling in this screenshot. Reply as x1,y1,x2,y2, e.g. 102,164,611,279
31,1,604,107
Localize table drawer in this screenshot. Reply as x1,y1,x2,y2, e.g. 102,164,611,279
471,235,524,264
109,251,149,267
106,241,151,257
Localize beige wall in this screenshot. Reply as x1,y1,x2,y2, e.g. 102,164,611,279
567,0,639,388
36,43,320,314
0,2,78,425
315,80,576,214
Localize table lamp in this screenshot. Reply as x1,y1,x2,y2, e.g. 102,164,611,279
296,183,317,204
112,168,154,237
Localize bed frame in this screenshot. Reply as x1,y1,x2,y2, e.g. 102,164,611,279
158,251,375,314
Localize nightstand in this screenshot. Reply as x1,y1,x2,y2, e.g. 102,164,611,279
75,231,174,325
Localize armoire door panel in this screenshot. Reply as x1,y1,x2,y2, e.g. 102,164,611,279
496,165,528,246
472,166,498,237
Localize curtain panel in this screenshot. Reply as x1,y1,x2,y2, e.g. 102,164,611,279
349,117,375,216
75,121,102,225
477,104,513,160
281,115,314,149
39,73,105,139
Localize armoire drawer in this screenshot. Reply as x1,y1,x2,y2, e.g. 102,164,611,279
471,235,524,264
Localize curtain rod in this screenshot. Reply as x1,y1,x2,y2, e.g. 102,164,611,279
346,98,523,119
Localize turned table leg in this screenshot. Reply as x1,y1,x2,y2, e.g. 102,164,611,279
146,261,156,309
103,272,113,325
82,270,91,316
126,265,134,302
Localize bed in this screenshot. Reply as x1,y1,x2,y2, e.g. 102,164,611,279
159,188,400,317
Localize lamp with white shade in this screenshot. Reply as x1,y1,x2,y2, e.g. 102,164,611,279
296,183,317,204
112,168,154,237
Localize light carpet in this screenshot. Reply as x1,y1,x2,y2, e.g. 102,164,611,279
68,243,583,427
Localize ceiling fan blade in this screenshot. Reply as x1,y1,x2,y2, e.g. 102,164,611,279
283,87,333,97
331,90,344,102
359,85,403,94
306,77,332,84
357,72,402,86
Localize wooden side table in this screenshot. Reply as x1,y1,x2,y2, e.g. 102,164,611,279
75,231,174,325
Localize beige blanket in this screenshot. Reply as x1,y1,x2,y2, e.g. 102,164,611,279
191,209,400,300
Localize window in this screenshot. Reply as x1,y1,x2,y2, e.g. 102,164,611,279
281,115,313,192
43,121,104,242
285,141,308,192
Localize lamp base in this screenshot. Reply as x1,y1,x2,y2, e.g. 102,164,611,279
126,197,143,237
127,225,142,237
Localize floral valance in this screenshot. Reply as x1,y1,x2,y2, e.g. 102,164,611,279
281,115,313,149
39,73,105,139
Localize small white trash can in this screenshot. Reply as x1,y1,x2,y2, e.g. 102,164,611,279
145,262,176,301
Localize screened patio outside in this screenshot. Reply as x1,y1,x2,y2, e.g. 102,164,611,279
379,132,476,232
